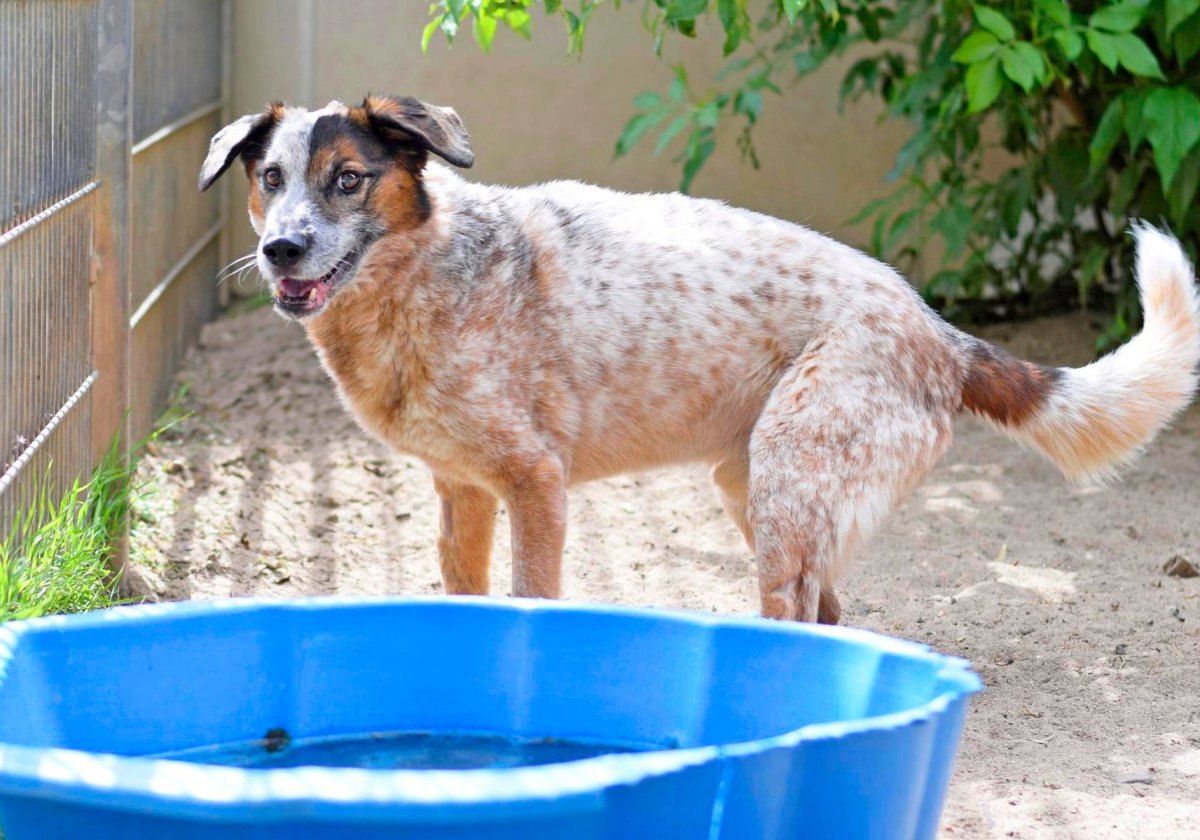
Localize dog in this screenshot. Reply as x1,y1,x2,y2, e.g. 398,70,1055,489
199,95,1200,623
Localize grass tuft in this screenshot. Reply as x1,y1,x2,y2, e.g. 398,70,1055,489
0,439,134,622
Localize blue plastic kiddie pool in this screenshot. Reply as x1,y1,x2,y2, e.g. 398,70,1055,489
0,597,980,839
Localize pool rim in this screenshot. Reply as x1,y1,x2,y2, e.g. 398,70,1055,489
0,596,982,824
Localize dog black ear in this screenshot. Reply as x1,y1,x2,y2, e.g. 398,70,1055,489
198,105,281,191
361,95,474,169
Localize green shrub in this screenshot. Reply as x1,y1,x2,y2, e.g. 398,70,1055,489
427,1,1200,348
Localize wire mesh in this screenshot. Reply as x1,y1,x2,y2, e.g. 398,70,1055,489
0,0,101,534
0,0,227,538
132,0,223,144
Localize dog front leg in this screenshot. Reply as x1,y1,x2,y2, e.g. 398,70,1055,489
433,476,498,595
504,457,567,599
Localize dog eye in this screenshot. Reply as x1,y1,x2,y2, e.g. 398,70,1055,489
263,167,282,189
337,171,362,193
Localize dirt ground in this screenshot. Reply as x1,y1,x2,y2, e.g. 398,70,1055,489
127,305,1200,839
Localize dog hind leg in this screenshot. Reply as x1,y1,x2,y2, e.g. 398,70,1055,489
713,453,843,624
747,332,954,622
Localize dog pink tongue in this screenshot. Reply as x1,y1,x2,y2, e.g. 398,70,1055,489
280,278,319,298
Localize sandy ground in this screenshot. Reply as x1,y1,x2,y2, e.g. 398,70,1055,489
127,305,1200,839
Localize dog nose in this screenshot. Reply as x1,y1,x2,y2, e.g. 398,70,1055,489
262,234,308,267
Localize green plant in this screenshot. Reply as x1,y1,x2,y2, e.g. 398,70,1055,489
0,440,134,622
426,0,1200,347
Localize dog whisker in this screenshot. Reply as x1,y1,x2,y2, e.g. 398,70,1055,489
216,252,258,284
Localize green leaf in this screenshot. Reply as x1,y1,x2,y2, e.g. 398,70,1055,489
668,65,688,103
1124,89,1150,152
717,0,746,54
883,207,920,256
845,191,904,227
665,0,708,23
747,72,782,94
1088,30,1164,77
1143,86,1200,188
473,12,498,52
1079,244,1108,308
1013,42,1049,84
615,109,669,157
1174,8,1200,62
1089,98,1125,173
545,0,562,13
932,200,972,260
1167,0,1200,34
1086,29,1120,69
695,100,721,128
886,131,932,181
1109,160,1143,216
653,114,691,156
633,91,663,110
1113,32,1166,77
505,8,533,39
794,50,823,74
1035,0,1071,27
718,0,738,29
781,0,803,26
999,44,1035,91
564,8,592,54
734,88,763,123
952,31,1001,63
680,129,716,193
1167,146,1200,227
974,6,1016,41
998,167,1033,236
1089,0,1150,33
421,14,444,52
1053,28,1084,59
965,55,1005,113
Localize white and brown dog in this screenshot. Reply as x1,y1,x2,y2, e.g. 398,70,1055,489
200,95,1200,623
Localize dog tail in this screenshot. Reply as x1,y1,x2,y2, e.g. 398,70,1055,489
958,223,1200,483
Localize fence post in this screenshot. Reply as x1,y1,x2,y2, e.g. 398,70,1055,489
218,0,234,309
92,0,133,576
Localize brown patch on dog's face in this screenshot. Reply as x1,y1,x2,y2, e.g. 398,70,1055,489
247,106,443,319
200,96,472,320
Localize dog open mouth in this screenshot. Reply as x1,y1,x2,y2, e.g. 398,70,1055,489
274,251,360,316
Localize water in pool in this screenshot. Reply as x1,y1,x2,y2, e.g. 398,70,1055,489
155,730,654,770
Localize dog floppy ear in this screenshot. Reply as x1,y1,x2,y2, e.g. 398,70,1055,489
361,95,474,169
198,106,280,191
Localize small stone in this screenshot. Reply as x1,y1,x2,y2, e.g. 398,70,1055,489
1169,605,1185,622
1114,643,1128,656
395,512,412,521
1114,771,1153,785
1163,555,1198,578
163,459,185,475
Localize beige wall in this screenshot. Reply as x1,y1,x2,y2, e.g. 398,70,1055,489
225,0,910,273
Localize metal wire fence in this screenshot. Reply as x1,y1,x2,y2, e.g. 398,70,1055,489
0,0,229,542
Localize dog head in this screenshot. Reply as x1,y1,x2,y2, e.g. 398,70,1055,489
199,95,473,320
